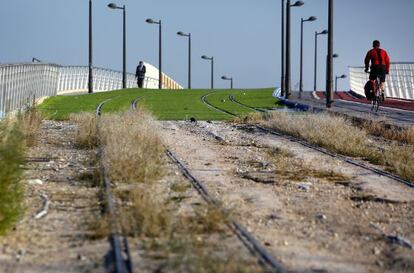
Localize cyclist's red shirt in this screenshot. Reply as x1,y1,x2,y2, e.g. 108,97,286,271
365,47,390,73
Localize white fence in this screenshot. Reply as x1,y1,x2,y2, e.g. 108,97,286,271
349,63,414,100
0,62,182,115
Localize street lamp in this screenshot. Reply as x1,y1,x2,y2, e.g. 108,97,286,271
281,0,285,96
201,55,214,89
285,0,304,99
299,15,317,96
146,18,162,89
335,74,346,92
326,0,334,107
313,29,327,92
221,76,233,89
177,31,191,89
88,0,93,93
108,3,127,89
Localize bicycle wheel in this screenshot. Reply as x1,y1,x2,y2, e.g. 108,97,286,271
372,96,379,112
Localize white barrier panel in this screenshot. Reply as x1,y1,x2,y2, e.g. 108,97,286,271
0,63,60,115
349,63,414,100
0,62,183,115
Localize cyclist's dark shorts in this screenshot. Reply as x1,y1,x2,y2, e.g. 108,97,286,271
369,65,387,83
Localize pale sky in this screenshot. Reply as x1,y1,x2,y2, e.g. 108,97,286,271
0,0,413,90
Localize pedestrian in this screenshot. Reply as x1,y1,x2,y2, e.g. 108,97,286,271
135,61,146,88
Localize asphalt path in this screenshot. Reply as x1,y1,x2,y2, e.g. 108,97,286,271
288,92,414,128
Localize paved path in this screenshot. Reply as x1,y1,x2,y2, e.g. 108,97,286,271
285,92,414,128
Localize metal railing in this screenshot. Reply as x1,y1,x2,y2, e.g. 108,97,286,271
0,62,182,116
349,62,414,100
0,63,60,116
57,66,159,93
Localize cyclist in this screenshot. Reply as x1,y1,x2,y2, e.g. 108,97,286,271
364,40,390,101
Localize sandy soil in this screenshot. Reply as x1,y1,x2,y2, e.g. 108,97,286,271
161,120,414,273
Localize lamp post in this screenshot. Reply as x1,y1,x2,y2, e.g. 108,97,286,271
326,0,334,107
177,31,191,89
299,15,317,97
313,29,327,92
201,55,214,89
281,0,285,96
108,3,127,89
88,0,93,93
146,18,162,89
285,0,304,99
221,76,233,89
335,74,346,92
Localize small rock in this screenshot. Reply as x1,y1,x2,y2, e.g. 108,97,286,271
316,214,327,220
264,242,271,246
16,249,26,262
373,247,381,255
77,254,87,261
298,182,312,192
27,179,43,185
283,240,289,246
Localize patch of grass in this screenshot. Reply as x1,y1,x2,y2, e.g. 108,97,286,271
0,120,25,235
70,112,98,149
99,110,165,183
38,88,277,121
384,145,414,182
267,147,350,182
363,121,414,145
171,181,191,193
120,187,171,238
258,112,414,182
86,212,111,240
189,205,230,234
18,106,42,147
262,112,381,162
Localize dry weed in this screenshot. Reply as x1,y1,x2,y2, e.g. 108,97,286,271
383,145,414,182
70,112,98,149
233,112,265,124
262,112,382,163
119,187,170,238
363,121,414,145
267,147,350,182
99,110,165,183
18,107,42,147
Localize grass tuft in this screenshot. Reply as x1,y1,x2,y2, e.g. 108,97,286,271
267,147,350,182
0,120,25,235
70,112,98,149
120,187,170,238
18,106,42,147
99,110,165,183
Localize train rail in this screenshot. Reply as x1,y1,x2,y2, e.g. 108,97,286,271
201,92,414,188
131,98,286,273
96,100,134,273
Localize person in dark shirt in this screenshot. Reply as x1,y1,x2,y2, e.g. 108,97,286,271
364,40,390,101
135,61,146,88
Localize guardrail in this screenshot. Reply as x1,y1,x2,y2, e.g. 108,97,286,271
0,62,182,116
349,63,414,100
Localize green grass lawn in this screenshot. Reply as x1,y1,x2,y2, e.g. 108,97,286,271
39,87,278,120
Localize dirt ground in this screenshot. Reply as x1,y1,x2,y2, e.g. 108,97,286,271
161,120,414,273
1,119,413,273
0,121,107,273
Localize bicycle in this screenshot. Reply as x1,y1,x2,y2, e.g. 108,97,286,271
365,71,382,112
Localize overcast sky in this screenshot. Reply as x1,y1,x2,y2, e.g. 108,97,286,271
0,0,413,90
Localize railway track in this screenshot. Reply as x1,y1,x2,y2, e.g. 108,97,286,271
131,99,286,273
201,92,414,188
96,99,134,273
